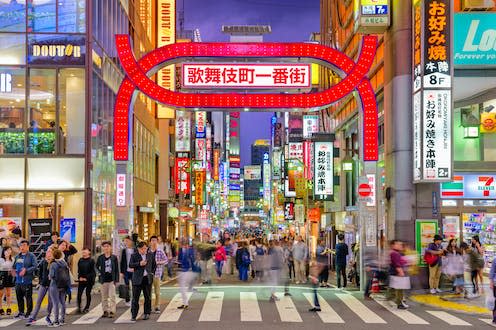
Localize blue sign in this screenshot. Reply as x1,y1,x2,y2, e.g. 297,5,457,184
229,184,240,191
454,13,496,66
362,5,388,15
60,218,76,243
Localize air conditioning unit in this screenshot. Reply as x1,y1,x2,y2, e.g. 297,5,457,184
462,0,495,11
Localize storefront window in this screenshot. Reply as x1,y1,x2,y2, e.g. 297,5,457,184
27,0,56,32
0,192,24,234
0,67,25,154
59,68,85,154
58,0,85,33
28,68,55,154
0,33,26,65
27,191,55,224
57,192,84,256
0,1,26,32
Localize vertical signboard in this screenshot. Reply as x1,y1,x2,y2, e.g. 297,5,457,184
157,0,176,118
194,170,206,205
116,174,126,206
415,219,439,266
284,202,295,221
174,156,190,195
175,111,191,152
412,0,452,182
229,112,240,156
213,149,220,181
195,138,206,165
313,141,334,198
195,111,206,138
303,115,319,138
303,141,313,180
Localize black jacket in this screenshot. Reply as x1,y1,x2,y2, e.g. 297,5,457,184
78,257,96,284
38,259,50,287
129,252,156,286
120,247,136,274
96,254,119,284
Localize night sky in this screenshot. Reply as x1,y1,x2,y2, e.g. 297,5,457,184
181,0,320,166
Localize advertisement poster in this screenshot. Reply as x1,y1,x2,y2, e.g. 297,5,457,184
442,216,460,240
415,219,439,266
60,218,76,243
0,217,21,238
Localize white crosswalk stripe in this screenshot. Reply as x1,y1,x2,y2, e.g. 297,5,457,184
426,311,472,326
240,292,262,321
303,292,344,323
335,293,386,324
34,307,78,326
199,291,224,321
157,292,192,322
0,318,20,327
114,308,143,323
73,298,122,324
480,318,493,325
374,298,429,325
274,292,302,322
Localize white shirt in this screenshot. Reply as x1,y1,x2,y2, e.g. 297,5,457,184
141,253,147,277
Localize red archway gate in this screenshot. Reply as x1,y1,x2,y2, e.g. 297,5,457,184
114,35,379,161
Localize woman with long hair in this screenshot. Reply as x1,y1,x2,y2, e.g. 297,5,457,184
471,235,485,294
0,246,15,315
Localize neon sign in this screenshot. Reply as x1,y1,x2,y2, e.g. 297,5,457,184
114,35,379,161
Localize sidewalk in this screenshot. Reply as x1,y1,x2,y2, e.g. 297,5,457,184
409,289,492,316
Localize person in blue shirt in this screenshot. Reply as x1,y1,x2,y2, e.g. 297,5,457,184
334,234,349,288
13,240,37,319
177,239,199,309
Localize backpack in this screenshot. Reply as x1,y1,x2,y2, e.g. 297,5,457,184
55,261,71,289
255,246,264,256
241,250,251,266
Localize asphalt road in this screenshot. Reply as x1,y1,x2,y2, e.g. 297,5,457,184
1,283,493,330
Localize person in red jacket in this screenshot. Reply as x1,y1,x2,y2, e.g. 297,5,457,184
214,241,227,279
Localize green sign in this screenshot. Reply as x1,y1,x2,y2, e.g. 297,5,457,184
415,219,438,266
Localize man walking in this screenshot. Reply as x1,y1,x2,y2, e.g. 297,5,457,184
13,240,36,319
96,241,119,318
335,234,349,289
120,236,135,306
129,241,156,322
149,236,167,313
293,236,308,284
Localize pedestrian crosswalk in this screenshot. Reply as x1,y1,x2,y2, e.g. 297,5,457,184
0,291,490,327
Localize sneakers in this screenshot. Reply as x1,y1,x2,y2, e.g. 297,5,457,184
397,304,408,310
59,320,65,326
130,318,136,323
430,288,437,294
436,288,442,293
108,312,115,318
102,311,109,318
6,308,11,315
143,314,150,320
14,313,25,320
48,322,60,328
402,300,410,308
45,317,53,327
82,309,89,314
177,305,188,309
0,309,4,316
125,301,132,307
309,307,321,312
269,295,280,302
284,292,292,297
154,308,161,314
25,318,35,326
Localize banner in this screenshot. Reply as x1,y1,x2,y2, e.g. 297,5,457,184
174,156,190,195
213,149,220,181
175,111,191,152
194,170,206,205
313,141,334,197
284,202,294,221
303,115,319,138
195,111,206,138
60,218,76,243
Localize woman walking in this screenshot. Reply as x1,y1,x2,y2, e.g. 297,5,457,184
26,248,54,326
0,246,15,316
214,241,226,279
389,240,409,309
49,249,71,326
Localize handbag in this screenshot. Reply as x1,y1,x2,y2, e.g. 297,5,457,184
118,284,129,299
389,275,411,290
424,252,438,266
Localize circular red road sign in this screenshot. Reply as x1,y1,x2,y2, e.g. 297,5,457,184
358,183,372,197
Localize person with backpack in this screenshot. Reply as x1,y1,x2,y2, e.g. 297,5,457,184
48,248,70,326
77,247,96,314
13,240,37,319
235,241,251,282
26,247,54,326
425,235,444,294
96,241,119,318
120,235,136,306
213,241,227,279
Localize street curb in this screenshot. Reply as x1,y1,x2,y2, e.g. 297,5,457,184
410,294,492,316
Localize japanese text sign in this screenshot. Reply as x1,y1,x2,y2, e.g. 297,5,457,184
313,141,334,197
182,63,311,89
175,157,190,195
116,174,126,206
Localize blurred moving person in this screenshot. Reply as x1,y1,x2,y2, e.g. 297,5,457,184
177,239,199,309
389,240,409,310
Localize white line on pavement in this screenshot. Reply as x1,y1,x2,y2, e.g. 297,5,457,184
157,292,192,322
0,318,20,327
114,307,143,323
240,292,262,321
274,292,302,322
35,307,78,325
426,311,472,326
73,298,122,324
335,293,386,324
199,291,224,321
373,298,429,325
303,292,344,323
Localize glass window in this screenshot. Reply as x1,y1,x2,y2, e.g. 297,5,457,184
0,1,26,32
0,67,25,154
58,0,85,33
57,192,84,245
28,0,56,32
0,192,24,232
0,33,26,65
59,68,85,154
0,158,25,189
27,158,85,190
28,69,56,154
27,191,55,226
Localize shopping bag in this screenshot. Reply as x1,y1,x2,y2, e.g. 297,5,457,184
486,290,495,310
118,284,129,299
389,275,411,290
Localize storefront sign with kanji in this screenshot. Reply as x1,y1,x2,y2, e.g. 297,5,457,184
313,141,333,197
182,63,311,89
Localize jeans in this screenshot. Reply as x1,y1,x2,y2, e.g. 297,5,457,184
239,264,249,281
313,282,320,307
287,261,295,280
49,285,65,323
215,260,224,277
179,271,198,305
77,281,94,311
15,284,33,316
30,285,51,320
132,277,152,318
100,282,116,313
123,271,133,302
336,264,347,288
